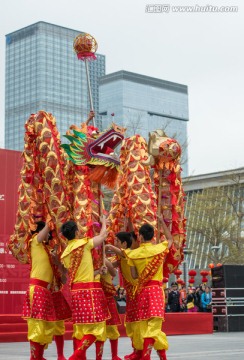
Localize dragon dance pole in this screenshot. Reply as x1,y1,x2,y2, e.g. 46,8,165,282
84,59,96,127
73,33,105,264
73,33,98,127
99,192,106,267
156,169,163,243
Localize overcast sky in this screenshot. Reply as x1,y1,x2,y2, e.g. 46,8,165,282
0,0,243,176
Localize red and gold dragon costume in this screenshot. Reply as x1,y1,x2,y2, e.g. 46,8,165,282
8,112,185,277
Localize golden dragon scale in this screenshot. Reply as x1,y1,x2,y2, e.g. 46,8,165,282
107,135,159,242
8,111,71,263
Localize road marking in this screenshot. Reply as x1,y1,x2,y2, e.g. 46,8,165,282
165,348,244,358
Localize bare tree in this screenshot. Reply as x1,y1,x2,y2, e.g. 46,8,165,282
186,173,244,266
124,113,144,137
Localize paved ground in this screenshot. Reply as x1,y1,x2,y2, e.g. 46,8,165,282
0,333,244,359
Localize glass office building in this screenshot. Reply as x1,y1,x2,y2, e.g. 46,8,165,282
5,21,105,150
99,70,189,176
184,167,244,269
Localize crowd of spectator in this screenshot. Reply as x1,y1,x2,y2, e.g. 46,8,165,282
114,282,213,314
165,281,212,313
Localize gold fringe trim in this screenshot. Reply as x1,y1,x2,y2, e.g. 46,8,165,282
133,251,167,297
100,278,117,296
68,245,85,286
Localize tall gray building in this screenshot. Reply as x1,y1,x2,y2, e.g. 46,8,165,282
5,21,105,150
99,70,189,176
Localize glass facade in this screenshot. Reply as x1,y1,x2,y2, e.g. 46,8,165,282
99,71,189,176
5,21,105,150
184,169,244,269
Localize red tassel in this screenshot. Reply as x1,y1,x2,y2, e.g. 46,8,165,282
101,167,118,189
88,166,107,183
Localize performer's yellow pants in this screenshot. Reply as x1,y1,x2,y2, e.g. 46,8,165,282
106,325,120,340
126,318,168,351
27,285,66,345
27,319,65,345
73,322,107,342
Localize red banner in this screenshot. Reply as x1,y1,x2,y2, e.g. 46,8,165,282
0,149,29,314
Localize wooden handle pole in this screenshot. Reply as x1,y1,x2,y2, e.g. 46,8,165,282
156,169,163,243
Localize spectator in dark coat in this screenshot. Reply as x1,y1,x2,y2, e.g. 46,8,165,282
168,282,180,312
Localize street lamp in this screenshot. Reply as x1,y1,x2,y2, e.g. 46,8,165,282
211,245,221,263
211,246,221,250
183,248,193,255
182,248,193,285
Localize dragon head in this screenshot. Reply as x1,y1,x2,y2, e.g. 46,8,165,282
143,130,181,168
61,122,126,188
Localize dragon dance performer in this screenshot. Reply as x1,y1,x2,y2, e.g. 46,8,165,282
94,258,122,360
126,221,173,360
106,232,139,360
60,216,110,360
22,221,72,360
50,246,73,360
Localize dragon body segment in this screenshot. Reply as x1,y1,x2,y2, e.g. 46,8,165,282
107,135,158,242
8,111,71,263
